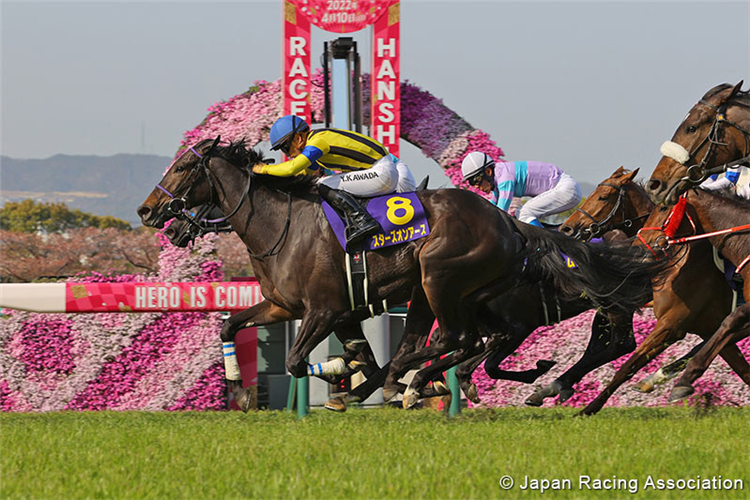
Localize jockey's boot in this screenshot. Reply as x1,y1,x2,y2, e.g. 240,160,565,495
319,184,381,246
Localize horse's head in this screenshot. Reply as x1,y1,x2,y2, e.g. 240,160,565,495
137,137,222,228
647,81,749,204
560,166,649,240
162,204,231,248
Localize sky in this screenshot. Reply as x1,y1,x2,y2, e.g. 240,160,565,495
2,0,749,187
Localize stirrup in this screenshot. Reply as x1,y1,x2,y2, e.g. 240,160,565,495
345,220,380,244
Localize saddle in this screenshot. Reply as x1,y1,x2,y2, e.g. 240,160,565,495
328,177,431,316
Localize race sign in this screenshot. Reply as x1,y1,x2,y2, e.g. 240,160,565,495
0,282,264,313
295,0,392,33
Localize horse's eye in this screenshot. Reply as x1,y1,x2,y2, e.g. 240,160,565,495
686,125,697,133
597,196,608,201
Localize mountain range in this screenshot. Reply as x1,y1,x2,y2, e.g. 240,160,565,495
0,154,171,226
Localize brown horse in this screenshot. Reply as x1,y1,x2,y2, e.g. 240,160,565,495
137,139,661,409
566,175,750,415
647,81,750,204
665,189,750,401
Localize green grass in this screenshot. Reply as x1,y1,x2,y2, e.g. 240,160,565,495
2,407,749,499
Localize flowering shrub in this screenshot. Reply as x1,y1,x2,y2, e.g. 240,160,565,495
471,309,750,408
0,232,225,412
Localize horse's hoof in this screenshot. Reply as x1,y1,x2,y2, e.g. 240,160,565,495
558,388,575,404
525,392,544,407
433,380,451,396
382,387,399,402
324,397,347,412
536,359,557,372
234,387,256,413
346,360,366,370
466,383,480,404
403,389,420,409
577,401,602,417
632,380,654,393
668,385,694,402
343,339,368,353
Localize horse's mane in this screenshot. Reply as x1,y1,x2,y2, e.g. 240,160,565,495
216,139,319,194
702,83,750,108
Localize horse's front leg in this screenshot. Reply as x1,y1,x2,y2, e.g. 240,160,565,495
220,300,297,412
286,309,339,378
670,303,750,401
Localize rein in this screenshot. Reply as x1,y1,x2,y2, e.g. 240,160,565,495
156,142,293,260
636,194,750,272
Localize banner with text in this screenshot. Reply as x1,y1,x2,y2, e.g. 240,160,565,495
283,0,312,123
371,1,401,156
0,282,264,313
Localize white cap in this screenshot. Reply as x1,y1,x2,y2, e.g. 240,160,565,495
461,152,495,180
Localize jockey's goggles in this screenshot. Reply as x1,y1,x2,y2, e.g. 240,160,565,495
467,172,486,187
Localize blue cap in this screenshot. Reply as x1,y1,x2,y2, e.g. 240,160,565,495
269,115,310,150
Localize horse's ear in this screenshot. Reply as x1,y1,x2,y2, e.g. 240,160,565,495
721,81,744,104
623,167,640,182
211,135,221,150
614,166,625,175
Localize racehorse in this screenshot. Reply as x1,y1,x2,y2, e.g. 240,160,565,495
661,190,750,401
137,138,662,409
569,176,750,415
647,81,750,204
454,168,652,406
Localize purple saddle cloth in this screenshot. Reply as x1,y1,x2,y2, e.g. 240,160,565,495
322,191,431,251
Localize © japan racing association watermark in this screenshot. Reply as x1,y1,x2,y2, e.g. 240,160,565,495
498,475,745,494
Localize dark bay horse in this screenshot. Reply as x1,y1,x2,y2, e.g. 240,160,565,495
137,139,662,409
647,81,750,204
455,168,656,406
665,189,750,401
567,175,750,415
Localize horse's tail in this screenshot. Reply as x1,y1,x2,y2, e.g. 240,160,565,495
515,222,664,313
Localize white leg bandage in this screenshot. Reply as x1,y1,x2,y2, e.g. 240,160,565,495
307,357,346,376
222,342,242,381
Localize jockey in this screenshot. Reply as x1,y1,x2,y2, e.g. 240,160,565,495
461,152,582,227
254,115,416,246
700,164,750,199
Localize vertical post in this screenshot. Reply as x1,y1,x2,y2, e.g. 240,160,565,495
297,376,309,419
285,376,296,412
447,365,461,417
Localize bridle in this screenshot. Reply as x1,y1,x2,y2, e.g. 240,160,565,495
574,182,648,240
662,97,750,200
154,138,292,260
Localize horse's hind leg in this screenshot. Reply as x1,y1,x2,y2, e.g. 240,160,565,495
456,345,494,404
669,303,750,401
633,340,707,393
405,337,484,409
528,311,635,406
578,320,683,416
383,287,435,402
219,300,296,412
